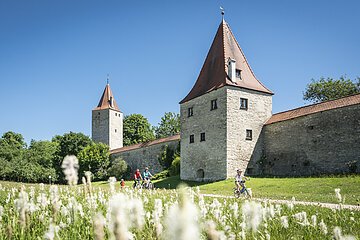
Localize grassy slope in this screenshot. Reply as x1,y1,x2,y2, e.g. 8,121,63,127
153,175,360,205
2,175,359,205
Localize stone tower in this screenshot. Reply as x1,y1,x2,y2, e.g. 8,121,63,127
92,83,123,150
180,19,273,181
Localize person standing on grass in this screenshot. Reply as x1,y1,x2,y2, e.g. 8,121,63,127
120,179,125,189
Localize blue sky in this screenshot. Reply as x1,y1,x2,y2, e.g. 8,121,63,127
0,0,359,143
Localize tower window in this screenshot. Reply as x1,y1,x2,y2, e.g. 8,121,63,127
115,129,117,133
115,113,117,116
246,129,252,140
236,69,242,79
189,134,194,143
200,132,206,142
188,107,193,117
240,98,248,110
210,99,217,110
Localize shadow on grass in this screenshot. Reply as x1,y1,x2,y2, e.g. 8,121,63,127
154,175,209,189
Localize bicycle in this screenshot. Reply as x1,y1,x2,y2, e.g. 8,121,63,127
133,179,142,189
234,180,251,199
142,178,154,190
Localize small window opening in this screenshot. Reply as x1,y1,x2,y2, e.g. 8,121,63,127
246,129,252,140
188,107,193,117
189,134,194,143
240,98,248,110
200,132,206,142
236,69,242,79
210,99,217,110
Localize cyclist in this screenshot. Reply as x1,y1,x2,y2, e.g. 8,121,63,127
235,169,248,193
142,167,153,188
133,169,143,188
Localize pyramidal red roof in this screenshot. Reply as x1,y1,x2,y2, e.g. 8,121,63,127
93,84,120,111
180,20,273,104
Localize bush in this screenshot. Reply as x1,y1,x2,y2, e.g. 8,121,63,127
169,156,180,176
152,169,170,180
107,157,128,180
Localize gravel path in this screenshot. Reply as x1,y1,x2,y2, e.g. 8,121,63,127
201,193,360,211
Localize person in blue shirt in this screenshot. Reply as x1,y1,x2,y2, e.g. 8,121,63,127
143,167,153,188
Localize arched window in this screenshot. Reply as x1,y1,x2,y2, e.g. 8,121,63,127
196,169,204,179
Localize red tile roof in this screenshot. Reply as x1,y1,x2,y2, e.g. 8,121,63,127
266,94,360,125
110,134,180,154
93,84,120,111
180,20,273,104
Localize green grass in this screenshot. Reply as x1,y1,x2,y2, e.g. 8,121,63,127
2,175,360,205
153,175,360,205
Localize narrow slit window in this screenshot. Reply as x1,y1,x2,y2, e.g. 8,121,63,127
188,107,193,117
189,134,194,143
210,99,217,110
200,132,206,142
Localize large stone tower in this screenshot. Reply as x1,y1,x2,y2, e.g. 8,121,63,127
92,83,123,150
180,19,273,181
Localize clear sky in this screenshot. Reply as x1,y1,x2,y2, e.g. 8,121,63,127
0,0,359,143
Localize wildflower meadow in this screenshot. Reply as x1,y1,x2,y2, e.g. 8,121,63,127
0,156,358,239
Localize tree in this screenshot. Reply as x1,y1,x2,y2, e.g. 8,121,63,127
52,132,93,182
0,131,26,162
123,114,155,146
107,157,129,180
154,112,180,139
27,140,58,168
77,142,110,181
303,76,360,103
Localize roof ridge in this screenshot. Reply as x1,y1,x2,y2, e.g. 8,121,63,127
272,93,360,116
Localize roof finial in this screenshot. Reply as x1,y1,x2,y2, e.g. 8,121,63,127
106,74,109,85
220,6,225,21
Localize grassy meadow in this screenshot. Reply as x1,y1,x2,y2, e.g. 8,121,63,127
0,177,359,239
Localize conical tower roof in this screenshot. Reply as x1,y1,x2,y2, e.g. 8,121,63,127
180,20,273,104
93,83,120,111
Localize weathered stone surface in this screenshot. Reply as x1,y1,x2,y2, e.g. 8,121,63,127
92,109,123,150
258,104,360,176
180,88,228,181
180,86,272,181
226,87,272,178
111,139,179,175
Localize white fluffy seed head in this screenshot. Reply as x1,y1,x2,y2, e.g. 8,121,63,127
334,189,342,203
61,155,79,186
241,201,263,232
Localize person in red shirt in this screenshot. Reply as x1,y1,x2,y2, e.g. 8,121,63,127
120,179,125,189
133,169,143,188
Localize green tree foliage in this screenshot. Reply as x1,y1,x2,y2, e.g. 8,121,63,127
158,143,180,169
123,114,155,146
303,76,360,103
154,112,180,139
169,156,180,176
78,142,110,181
52,132,93,181
0,133,57,183
107,157,129,180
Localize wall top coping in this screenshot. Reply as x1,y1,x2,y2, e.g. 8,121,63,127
110,134,180,154
266,93,360,125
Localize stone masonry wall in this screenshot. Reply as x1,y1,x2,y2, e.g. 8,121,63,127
92,109,110,146
109,109,123,150
226,86,272,178
111,139,180,176
260,104,360,176
180,88,228,181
